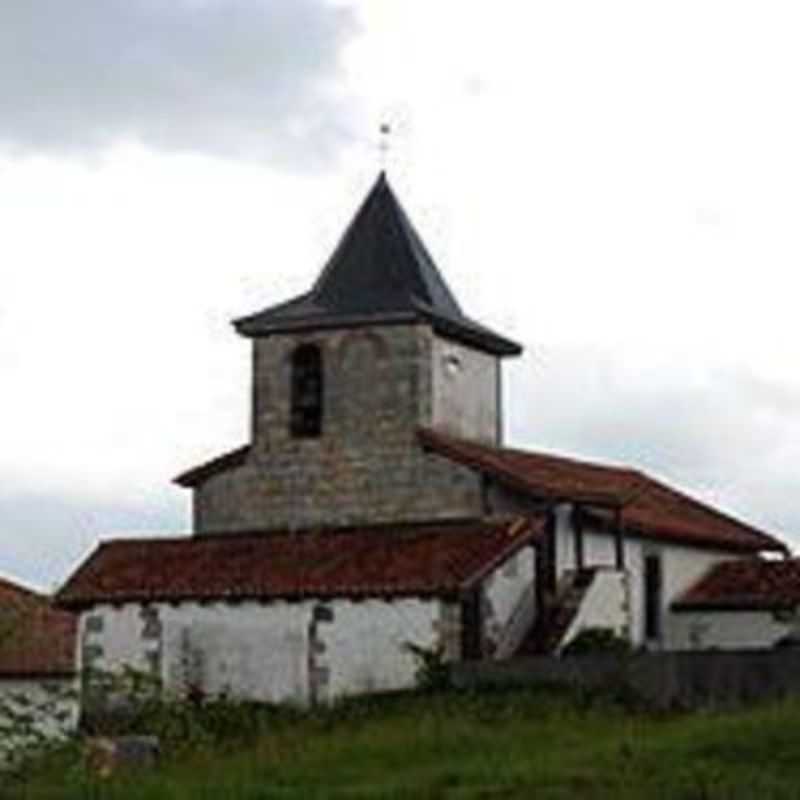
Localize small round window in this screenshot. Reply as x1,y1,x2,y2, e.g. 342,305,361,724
443,353,462,377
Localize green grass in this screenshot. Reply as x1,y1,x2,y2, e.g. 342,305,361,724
7,688,800,799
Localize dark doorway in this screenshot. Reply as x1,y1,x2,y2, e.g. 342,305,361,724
461,589,483,660
644,554,663,641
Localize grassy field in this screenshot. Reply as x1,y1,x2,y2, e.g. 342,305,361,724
6,687,800,799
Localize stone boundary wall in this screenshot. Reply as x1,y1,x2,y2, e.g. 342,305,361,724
452,651,800,710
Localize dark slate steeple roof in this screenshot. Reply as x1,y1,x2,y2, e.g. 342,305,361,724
233,173,522,356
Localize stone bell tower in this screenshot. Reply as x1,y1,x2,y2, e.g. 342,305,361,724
178,173,522,534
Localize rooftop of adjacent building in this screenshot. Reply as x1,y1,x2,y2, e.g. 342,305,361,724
0,576,76,678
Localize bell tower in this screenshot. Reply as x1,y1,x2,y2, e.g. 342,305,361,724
180,173,522,534
235,172,521,450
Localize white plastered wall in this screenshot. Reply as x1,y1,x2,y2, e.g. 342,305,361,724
483,546,536,656
554,503,575,582
318,598,440,700
559,569,629,651
558,515,747,649
80,596,445,706
430,335,500,444
625,540,741,649
81,601,311,704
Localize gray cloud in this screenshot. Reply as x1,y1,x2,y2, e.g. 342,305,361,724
507,346,800,548
0,488,185,591
0,0,359,166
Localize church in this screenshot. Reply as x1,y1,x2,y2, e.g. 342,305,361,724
57,173,796,705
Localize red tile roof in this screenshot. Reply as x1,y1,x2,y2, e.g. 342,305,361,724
419,428,642,506
56,517,541,609
674,558,800,611
419,428,785,554
595,477,784,553
0,577,77,677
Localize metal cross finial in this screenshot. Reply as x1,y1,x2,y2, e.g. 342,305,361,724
378,122,392,171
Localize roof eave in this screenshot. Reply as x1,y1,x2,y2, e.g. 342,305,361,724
233,309,523,357
57,586,464,610
427,316,523,357
174,445,251,488
581,512,785,555
233,310,421,339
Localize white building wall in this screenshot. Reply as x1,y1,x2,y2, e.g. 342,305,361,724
485,546,536,630
567,521,747,649
668,610,792,651
483,546,536,657
80,595,449,706
554,504,575,582
162,602,311,703
82,601,312,705
430,336,500,444
558,569,629,651
583,530,617,566
624,540,740,649
319,599,440,700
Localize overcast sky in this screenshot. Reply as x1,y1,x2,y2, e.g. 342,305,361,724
2,0,799,590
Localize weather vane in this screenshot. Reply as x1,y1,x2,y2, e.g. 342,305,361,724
378,122,392,172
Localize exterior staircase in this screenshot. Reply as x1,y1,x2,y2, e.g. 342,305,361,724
516,568,597,656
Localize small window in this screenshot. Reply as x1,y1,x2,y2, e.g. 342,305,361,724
443,353,462,377
290,344,323,438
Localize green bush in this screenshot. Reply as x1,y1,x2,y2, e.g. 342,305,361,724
402,642,452,692
561,627,631,657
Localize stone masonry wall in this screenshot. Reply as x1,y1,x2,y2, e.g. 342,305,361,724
193,323,484,533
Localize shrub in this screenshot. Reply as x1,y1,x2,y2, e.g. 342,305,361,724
403,642,451,692
561,627,631,657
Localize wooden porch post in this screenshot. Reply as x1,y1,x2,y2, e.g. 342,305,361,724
536,504,557,614
614,506,625,569
572,505,585,571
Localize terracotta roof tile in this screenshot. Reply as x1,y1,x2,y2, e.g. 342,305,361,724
601,478,784,553
56,517,541,609
0,577,77,677
419,428,785,554
674,558,800,610
419,427,642,506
